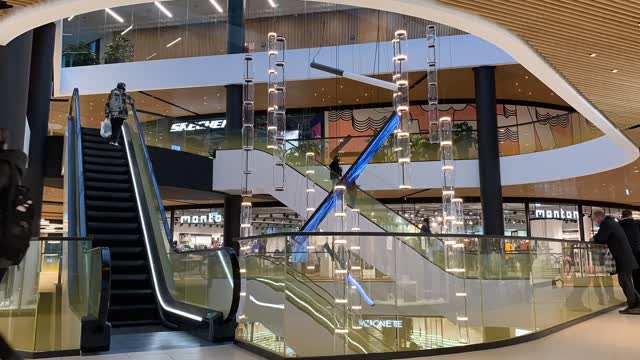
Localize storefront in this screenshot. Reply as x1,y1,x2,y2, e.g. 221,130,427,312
386,198,640,242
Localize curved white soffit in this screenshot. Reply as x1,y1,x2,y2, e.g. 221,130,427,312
1,0,637,165
307,0,639,163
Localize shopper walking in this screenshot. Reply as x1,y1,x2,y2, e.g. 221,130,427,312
592,210,640,314
619,210,640,294
104,82,132,146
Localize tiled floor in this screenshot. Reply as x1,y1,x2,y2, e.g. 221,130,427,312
57,309,640,359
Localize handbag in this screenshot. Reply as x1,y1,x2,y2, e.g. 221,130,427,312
100,118,112,138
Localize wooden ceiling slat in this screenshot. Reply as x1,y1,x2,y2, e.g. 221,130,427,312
442,0,640,144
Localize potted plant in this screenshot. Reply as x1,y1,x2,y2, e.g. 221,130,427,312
452,121,477,159
410,134,440,161
62,42,98,67
104,35,134,64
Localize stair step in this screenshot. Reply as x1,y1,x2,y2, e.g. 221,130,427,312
81,128,101,135
110,304,157,311
83,156,127,166
111,260,146,267
87,223,139,233
109,320,161,328
109,246,144,254
83,142,123,152
90,234,141,241
84,163,128,174
85,181,131,191
112,274,149,281
85,190,132,200
85,200,135,209
83,150,123,160
111,289,153,295
86,211,137,220
85,172,129,182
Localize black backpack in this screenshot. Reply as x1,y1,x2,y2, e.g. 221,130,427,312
0,151,32,267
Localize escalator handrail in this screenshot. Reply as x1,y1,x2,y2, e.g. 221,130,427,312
69,88,87,237
130,103,172,244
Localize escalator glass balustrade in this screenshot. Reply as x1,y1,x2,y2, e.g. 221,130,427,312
236,233,623,358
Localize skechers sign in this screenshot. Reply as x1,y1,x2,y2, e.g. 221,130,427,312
170,120,226,132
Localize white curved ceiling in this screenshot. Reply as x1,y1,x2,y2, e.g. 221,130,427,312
1,0,637,168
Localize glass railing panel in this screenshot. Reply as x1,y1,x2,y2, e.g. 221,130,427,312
237,233,620,358
171,249,236,318
237,237,287,356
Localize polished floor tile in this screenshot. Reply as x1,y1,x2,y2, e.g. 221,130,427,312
60,310,640,360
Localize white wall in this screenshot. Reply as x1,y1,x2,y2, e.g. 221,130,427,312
57,34,514,96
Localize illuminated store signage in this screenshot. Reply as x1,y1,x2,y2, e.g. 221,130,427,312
180,212,223,224
534,209,579,220
358,319,403,328
170,120,226,132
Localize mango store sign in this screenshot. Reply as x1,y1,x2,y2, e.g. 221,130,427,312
358,319,403,328
534,209,579,220
170,120,226,132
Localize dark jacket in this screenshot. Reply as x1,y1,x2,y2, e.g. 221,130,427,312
618,218,640,254
329,159,342,179
594,216,639,273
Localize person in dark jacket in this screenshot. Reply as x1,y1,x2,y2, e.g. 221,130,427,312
592,210,640,313
105,82,132,146
619,209,640,294
329,156,342,187
421,218,432,234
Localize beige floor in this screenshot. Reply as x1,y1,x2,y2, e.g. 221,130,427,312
56,309,639,360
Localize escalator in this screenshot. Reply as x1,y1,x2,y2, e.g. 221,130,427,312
80,127,159,326
65,88,241,349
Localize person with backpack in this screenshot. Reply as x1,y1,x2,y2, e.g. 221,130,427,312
0,128,31,360
104,82,133,146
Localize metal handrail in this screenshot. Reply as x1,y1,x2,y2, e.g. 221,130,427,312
130,102,172,244
71,89,87,238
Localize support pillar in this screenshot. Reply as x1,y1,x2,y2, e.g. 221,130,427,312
223,195,242,250
473,66,504,237
225,0,245,133
0,30,33,150
26,23,56,235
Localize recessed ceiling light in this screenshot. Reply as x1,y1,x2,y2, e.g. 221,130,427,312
589,53,597,57
611,69,619,73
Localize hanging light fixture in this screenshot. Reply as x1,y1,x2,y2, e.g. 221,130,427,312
392,29,412,190
240,54,255,237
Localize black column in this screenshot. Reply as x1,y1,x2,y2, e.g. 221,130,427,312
473,66,504,236
26,23,56,235
225,0,245,132
223,195,242,250
0,30,34,150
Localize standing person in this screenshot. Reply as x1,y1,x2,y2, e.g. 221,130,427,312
619,210,640,294
329,155,342,187
421,218,432,234
592,210,640,314
0,129,25,360
104,82,132,146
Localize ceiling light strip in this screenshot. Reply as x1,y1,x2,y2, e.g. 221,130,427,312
209,0,224,13
105,8,124,23
121,25,133,36
166,37,182,47
155,1,173,18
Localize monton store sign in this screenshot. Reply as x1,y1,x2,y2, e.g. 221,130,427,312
179,212,223,224
170,119,226,132
534,209,580,220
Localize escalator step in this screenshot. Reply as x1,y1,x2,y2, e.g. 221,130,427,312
111,260,146,267
110,304,156,311
84,163,128,174
83,148,124,159
86,211,137,220
85,181,131,191
83,156,127,166
112,274,149,281
86,190,132,200
111,289,153,295
83,142,123,152
85,200,135,209
85,172,129,182
109,320,161,327
81,128,101,135
87,222,139,232
89,234,141,242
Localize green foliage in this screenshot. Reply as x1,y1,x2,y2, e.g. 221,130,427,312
63,42,98,67
104,35,134,64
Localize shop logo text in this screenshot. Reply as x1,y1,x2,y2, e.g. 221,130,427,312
534,209,579,220
170,120,226,132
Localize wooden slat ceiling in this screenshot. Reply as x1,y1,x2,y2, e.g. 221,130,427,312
440,0,640,145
